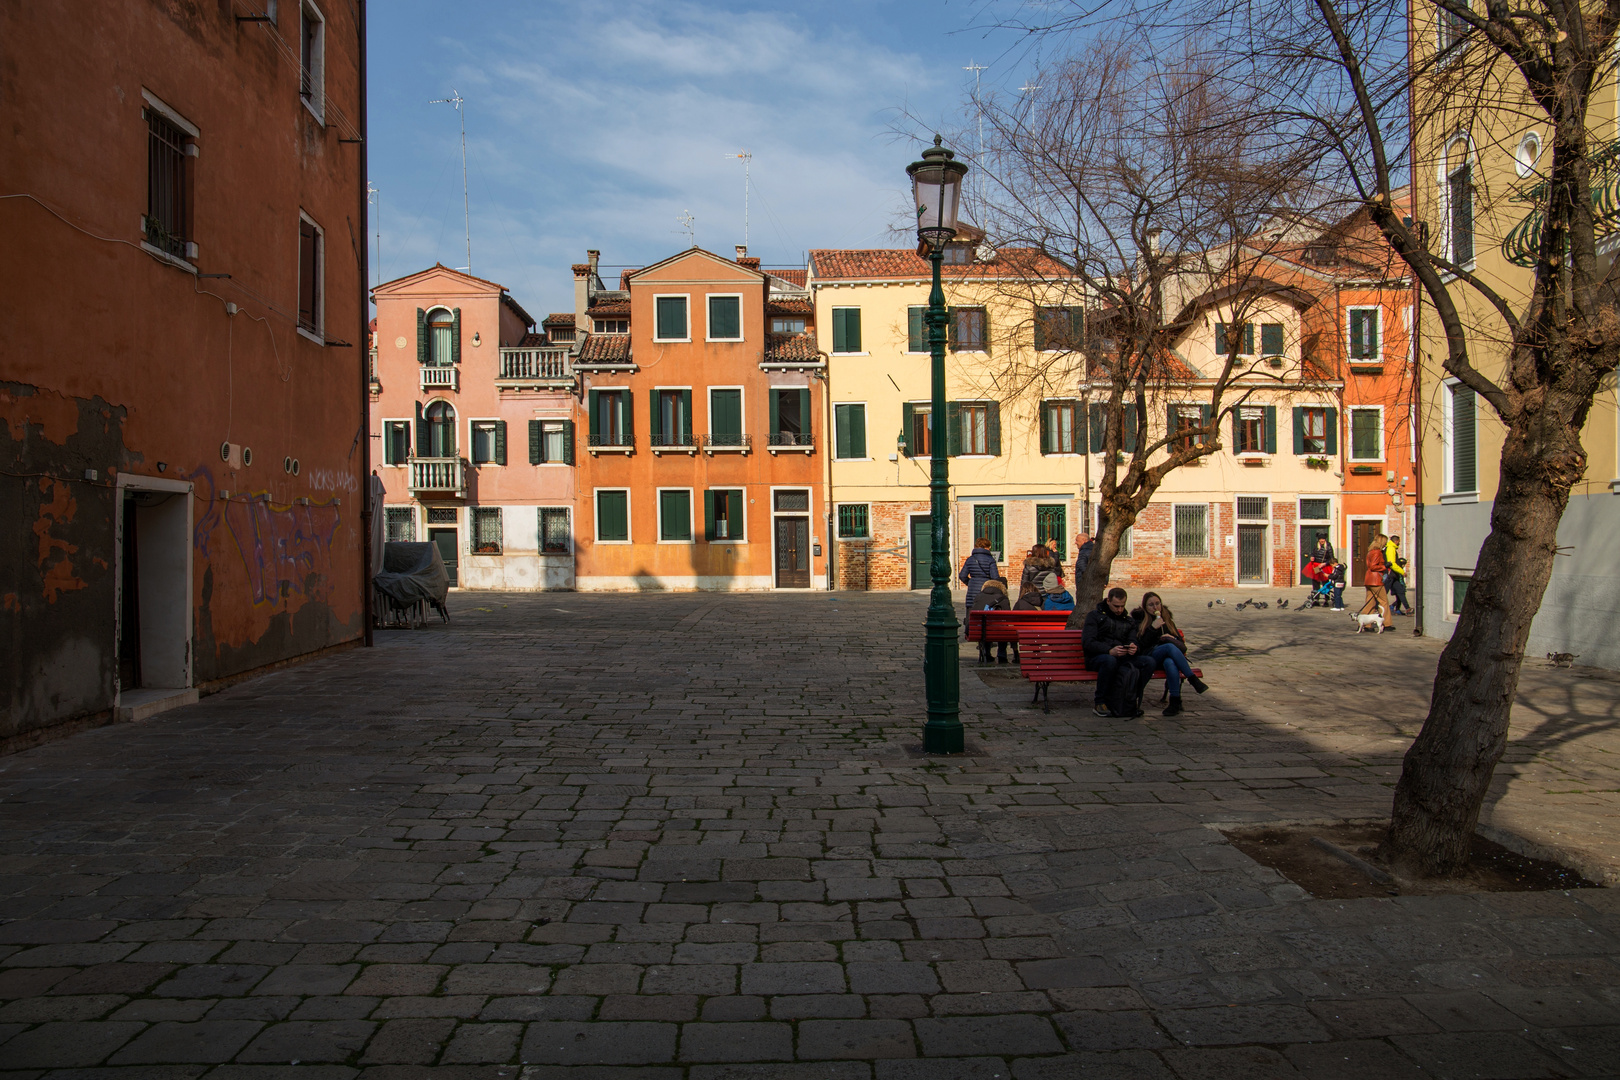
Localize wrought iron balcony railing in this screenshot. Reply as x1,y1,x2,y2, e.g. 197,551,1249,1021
1503,138,1620,267
587,433,634,454
700,433,752,453
651,432,698,454
766,431,815,453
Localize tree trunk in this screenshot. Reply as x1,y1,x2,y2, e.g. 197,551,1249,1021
1382,401,1586,876
1067,507,1134,624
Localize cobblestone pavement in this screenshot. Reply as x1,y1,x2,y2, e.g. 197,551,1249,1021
0,589,1616,1078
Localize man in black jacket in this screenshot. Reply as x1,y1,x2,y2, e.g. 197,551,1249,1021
1081,587,1155,717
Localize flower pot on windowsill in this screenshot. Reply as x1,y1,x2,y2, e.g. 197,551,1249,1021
1305,456,1330,470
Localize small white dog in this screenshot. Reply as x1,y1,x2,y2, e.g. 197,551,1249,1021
1354,612,1384,634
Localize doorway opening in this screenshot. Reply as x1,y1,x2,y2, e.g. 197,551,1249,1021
909,515,932,590
773,489,811,588
116,480,193,698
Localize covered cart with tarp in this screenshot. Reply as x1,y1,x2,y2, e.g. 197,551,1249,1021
373,541,450,628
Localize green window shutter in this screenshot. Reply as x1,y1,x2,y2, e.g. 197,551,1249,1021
945,401,962,457
660,490,691,541
1033,308,1046,352
681,389,693,438
1349,310,1365,357
1263,406,1277,454
1070,306,1084,344
1324,407,1338,455
494,421,507,465
562,420,575,465
797,389,810,444
846,309,860,352
946,306,958,349
1123,401,1138,453
587,389,601,438
1292,407,1305,455
383,423,396,465
835,404,851,458
1088,402,1105,452
908,307,925,352
1452,164,1474,264
1261,323,1284,355
622,391,633,443
648,389,662,441
1452,385,1476,490
1243,323,1255,355
1231,409,1242,450
1215,322,1226,355
709,295,740,339
656,296,687,339
711,389,742,436
728,490,744,541
704,490,717,541
900,402,915,456
415,400,428,457
1166,405,1179,449
1040,402,1052,455
416,308,427,364
529,419,543,464
850,404,866,458
769,389,780,435
451,308,462,364
598,491,628,541
1199,404,1212,443
987,401,1001,456
831,309,843,352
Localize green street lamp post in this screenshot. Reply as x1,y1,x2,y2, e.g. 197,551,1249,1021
907,136,969,754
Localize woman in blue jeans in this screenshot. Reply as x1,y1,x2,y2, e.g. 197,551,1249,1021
1131,592,1207,716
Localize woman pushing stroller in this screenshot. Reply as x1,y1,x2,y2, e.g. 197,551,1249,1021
1132,592,1207,716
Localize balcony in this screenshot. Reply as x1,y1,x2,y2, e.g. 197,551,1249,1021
497,347,573,390
409,457,467,496
1504,137,1620,267
587,433,634,456
651,432,698,457
766,431,814,455
700,433,752,455
420,365,459,393
369,348,381,394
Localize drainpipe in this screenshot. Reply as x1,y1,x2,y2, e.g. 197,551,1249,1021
816,351,834,590
357,0,373,647
1410,257,1424,636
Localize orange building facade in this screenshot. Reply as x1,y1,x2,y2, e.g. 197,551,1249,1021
1,3,368,750
369,267,578,590
572,247,828,590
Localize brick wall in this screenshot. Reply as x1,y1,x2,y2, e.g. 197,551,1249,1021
1100,498,1306,590
836,500,928,590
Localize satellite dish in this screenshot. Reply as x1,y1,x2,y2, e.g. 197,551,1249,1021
975,242,997,262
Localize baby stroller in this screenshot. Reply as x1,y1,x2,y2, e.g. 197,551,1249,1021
1301,560,1336,609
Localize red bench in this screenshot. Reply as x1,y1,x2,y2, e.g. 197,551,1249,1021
1019,629,1202,713
966,609,1073,645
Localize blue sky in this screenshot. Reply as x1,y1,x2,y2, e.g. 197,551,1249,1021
366,1,1036,317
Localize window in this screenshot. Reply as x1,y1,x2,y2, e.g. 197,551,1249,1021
144,99,193,259
528,420,573,465
1260,323,1285,357
298,215,323,336
709,388,744,446
588,389,631,447
941,243,972,264
909,405,931,456
659,489,693,542
300,1,325,122
1448,159,1474,266
652,389,693,448
1300,498,1331,521
423,307,457,366
771,317,806,334
1237,496,1269,521
383,421,411,465
837,504,870,539
972,506,1005,559
1450,573,1472,615
654,295,688,340
1216,322,1255,356
1172,405,1206,452
1448,382,1477,492
834,403,867,459
1035,505,1067,560
1117,525,1133,558
907,306,927,352
705,489,745,541
771,388,811,446
831,307,862,353
594,318,628,334
950,307,987,352
1349,308,1381,360
959,404,989,455
1174,505,1208,557
595,490,629,542
708,295,742,341
539,508,571,553
384,507,415,542
421,401,456,457
1035,306,1084,351
426,506,457,525
1438,2,1471,64
1297,406,1332,455
1514,132,1542,178
1236,406,1266,453
1042,400,1079,454
471,420,506,465
472,507,502,554
549,326,576,343
1350,407,1383,461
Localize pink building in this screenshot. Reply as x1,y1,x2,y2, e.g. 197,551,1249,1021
370,266,577,589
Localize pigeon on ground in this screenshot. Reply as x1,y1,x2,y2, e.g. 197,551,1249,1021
1235,601,1249,611
1254,601,1269,610
1215,598,1225,605
1278,598,1290,609
1208,601,1214,608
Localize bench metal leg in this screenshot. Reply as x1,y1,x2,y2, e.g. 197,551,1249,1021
1030,681,1043,708
1042,682,1051,714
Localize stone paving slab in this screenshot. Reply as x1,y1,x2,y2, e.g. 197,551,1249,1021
0,590,1615,1076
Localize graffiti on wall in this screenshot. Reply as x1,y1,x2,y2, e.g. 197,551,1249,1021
186,465,343,607
34,476,87,603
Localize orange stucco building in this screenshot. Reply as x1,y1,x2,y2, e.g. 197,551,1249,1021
572,247,828,590
1,2,368,749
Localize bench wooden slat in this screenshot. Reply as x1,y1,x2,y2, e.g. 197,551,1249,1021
966,609,1073,642
1016,628,1202,712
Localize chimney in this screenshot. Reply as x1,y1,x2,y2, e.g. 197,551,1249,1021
588,249,600,276
1146,228,1162,256
735,245,748,262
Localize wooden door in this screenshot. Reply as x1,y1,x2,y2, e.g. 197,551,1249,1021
429,528,459,587
910,516,931,590
775,517,810,588
1237,524,1267,584
1351,520,1380,586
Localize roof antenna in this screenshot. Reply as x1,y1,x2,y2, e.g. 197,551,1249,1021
430,88,471,274
726,150,752,249
677,210,696,246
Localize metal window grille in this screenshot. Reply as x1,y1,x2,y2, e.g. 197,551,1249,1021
539,508,570,553
1174,505,1208,557
1300,498,1331,521
384,507,415,542
426,506,457,524
775,490,809,512
838,504,869,538
1237,496,1269,520
1035,505,1066,560
472,507,502,554
145,111,189,256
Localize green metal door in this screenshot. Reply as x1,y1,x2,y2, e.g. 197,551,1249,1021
910,516,931,590
972,505,1004,561
430,528,458,587
1036,505,1067,561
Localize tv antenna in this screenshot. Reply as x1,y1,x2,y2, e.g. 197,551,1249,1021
367,183,380,288
726,150,752,249
677,210,695,246
430,88,471,274
964,61,986,160
1019,80,1043,94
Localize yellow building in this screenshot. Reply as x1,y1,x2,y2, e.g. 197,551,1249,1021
1410,1,1620,665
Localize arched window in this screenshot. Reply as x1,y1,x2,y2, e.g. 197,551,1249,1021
1440,133,1475,268
426,307,456,366
423,400,456,457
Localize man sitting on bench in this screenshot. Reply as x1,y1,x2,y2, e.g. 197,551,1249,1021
1081,587,1156,718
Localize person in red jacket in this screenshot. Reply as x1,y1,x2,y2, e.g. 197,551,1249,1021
1360,534,1392,628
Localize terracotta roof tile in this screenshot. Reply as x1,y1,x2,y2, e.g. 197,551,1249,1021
542,312,576,326
587,300,631,317
580,334,632,363
764,331,820,363
518,331,549,347
768,269,808,287
768,299,813,317
737,256,761,270
810,248,1074,280
572,263,592,275
619,270,639,290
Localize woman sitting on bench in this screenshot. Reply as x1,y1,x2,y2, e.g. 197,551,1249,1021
1132,591,1207,716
